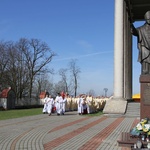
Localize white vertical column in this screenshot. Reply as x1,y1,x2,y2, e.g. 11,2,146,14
114,0,124,99
103,0,127,114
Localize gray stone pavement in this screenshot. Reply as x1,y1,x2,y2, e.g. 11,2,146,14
0,111,139,150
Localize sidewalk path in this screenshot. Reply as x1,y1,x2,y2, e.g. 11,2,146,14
0,111,140,150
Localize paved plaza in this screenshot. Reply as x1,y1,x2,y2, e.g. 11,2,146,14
0,111,139,150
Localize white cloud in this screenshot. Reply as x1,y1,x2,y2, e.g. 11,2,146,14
53,51,113,62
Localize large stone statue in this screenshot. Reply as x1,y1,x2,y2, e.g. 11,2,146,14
131,11,150,75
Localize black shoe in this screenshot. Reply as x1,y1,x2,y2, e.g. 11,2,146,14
49,113,51,116
57,113,60,116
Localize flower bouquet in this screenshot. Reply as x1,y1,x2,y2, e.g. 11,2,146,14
130,118,150,140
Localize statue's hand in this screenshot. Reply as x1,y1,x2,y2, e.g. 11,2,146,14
130,23,138,36
130,23,134,28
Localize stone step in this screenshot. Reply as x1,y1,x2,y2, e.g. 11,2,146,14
125,102,140,117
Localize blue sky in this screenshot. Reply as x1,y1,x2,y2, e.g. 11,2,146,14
0,0,142,96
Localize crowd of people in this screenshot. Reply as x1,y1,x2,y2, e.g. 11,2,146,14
42,92,93,116
77,95,91,115
42,92,67,116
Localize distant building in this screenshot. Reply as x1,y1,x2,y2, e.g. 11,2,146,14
0,87,16,110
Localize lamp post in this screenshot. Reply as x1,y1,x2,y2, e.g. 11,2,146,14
103,88,108,97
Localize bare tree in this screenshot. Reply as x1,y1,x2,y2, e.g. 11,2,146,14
0,41,30,102
69,59,80,97
0,41,10,89
1,41,30,101
33,73,54,97
0,38,56,103
59,68,69,93
18,38,56,98
53,81,65,96
86,89,95,97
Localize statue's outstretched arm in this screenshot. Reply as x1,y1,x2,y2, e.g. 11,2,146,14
130,24,138,36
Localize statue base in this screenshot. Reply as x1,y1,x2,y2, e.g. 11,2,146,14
140,75,150,119
103,98,127,114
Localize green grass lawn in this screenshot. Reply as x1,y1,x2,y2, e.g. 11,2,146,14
0,108,103,120
0,108,42,120
86,111,103,116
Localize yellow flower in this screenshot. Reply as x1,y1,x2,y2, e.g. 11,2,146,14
147,131,150,135
142,124,150,132
136,123,143,130
141,118,148,124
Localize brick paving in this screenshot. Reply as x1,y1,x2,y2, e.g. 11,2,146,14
0,111,140,150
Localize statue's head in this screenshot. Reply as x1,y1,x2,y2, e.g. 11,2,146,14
144,11,150,20
144,11,150,25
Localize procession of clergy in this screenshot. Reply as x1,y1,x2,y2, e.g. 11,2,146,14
42,92,89,116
